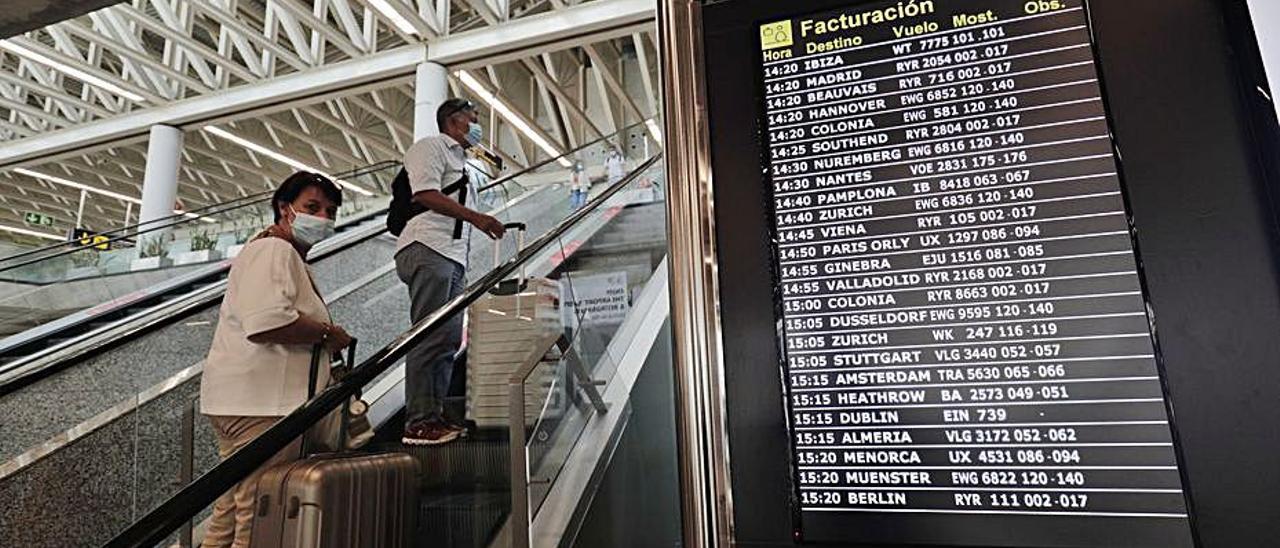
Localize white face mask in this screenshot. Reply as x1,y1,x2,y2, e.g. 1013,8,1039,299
465,122,483,146
288,206,336,247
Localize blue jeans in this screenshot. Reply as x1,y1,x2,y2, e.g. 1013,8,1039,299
395,243,466,426
570,189,587,209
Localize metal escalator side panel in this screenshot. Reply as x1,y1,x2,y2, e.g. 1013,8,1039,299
526,259,671,547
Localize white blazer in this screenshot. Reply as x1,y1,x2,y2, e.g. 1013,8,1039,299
200,237,331,417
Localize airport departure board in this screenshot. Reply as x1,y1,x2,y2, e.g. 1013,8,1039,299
757,1,1196,545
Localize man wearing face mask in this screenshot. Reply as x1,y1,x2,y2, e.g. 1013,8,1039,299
396,98,506,446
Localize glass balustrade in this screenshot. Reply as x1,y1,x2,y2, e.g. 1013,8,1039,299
94,152,668,548
507,161,669,532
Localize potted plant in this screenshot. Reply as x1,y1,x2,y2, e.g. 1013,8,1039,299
173,229,222,265
225,225,254,259
66,248,102,279
131,235,172,271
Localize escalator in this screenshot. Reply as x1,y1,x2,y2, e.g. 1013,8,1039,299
0,124,627,462
0,124,658,548
91,152,668,548
407,199,673,548
0,161,399,387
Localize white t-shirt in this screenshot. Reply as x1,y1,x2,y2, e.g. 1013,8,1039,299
201,237,331,417
396,135,475,267
605,154,625,183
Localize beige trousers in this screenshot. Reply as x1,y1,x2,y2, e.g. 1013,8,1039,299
200,415,302,548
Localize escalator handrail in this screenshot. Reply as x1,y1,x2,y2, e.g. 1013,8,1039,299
477,118,653,193
4,113,646,273
0,129,571,275
0,153,543,390
0,191,273,266
0,204,393,394
103,152,664,548
0,160,404,274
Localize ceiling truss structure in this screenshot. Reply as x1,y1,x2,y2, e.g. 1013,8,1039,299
0,0,659,245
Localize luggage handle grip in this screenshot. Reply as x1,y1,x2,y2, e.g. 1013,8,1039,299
308,338,360,400
492,221,527,269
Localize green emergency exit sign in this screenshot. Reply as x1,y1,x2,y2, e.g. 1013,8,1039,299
23,212,54,227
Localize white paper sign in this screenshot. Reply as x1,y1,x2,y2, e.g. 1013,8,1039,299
562,271,630,327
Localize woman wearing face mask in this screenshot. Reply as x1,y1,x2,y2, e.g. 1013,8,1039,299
198,171,353,548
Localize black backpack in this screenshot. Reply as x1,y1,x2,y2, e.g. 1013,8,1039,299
386,168,470,237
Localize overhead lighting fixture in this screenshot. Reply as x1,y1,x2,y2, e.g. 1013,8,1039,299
202,126,374,197
365,0,420,36
455,71,574,168
0,40,146,103
175,210,218,224
17,170,226,226
645,119,663,144
0,223,62,241
14,168,142,204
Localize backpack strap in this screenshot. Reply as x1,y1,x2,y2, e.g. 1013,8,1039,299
442,172,470,240
396,170,471,240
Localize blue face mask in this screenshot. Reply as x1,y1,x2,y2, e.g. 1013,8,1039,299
289,207,336,247
465,122,483,146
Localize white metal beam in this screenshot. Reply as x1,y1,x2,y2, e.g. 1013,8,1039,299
521,56,605,141
632,33,658,116
0,0,653,170
584,43,645,126
430,0,652,69
270,0,364,59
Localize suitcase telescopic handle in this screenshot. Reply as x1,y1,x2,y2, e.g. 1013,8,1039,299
492,222,527,269
490,222,529,297
309,338,360,399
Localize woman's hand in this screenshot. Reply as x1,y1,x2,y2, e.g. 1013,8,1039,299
324,324,354,353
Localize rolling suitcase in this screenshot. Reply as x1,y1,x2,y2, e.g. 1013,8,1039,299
250,342,420,548
466,223,565,428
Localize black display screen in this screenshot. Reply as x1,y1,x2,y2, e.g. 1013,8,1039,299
755,1,1196,545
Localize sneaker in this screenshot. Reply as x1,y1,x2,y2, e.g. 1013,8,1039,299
402,420,460,446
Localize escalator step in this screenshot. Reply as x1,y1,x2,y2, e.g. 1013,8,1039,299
397,436,511,490
417,490,509,548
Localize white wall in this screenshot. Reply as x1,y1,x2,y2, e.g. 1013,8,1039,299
1249,0,1280,120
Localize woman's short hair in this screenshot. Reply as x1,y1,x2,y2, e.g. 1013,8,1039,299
272,171,343,223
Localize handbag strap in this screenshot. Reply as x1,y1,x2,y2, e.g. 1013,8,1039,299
302,343,323,458
337,340,358,448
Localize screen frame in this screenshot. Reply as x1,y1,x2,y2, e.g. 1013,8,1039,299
701,0,1280,542
745,0,1197,544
